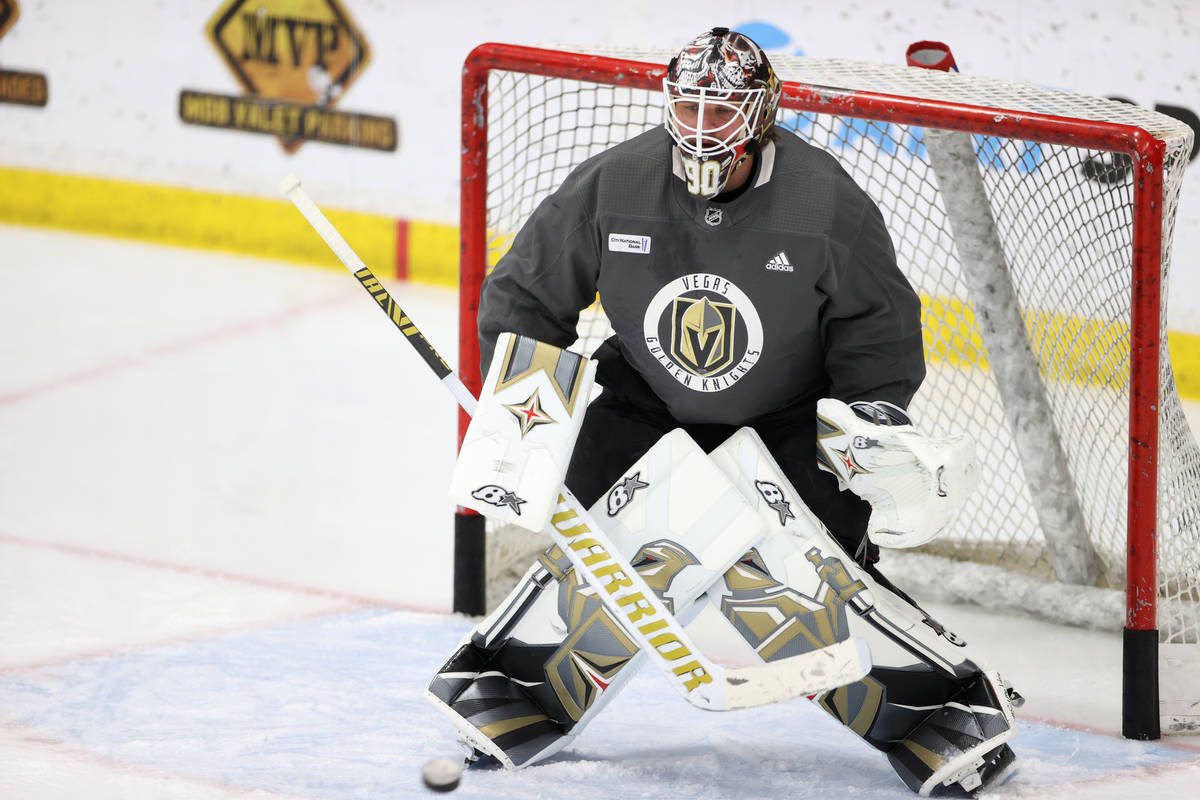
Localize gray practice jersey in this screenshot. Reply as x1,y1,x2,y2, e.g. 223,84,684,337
478,126,925,426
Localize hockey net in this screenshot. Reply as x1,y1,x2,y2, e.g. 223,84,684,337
457,43,1197,734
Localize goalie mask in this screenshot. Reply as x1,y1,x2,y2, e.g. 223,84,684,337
664,27,781,198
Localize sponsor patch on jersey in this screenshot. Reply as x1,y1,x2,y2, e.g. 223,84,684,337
642,273,763,392
608,233,652,254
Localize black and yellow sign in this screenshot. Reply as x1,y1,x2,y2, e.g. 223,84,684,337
179,89,394,150
0,67,45,106
0,1,49,107
181,0,396,153
0,0,18,41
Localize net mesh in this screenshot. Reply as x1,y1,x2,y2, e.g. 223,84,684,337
470,50,1199,643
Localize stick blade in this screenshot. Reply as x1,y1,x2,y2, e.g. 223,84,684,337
721,637,872,710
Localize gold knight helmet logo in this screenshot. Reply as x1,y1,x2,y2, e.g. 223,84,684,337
672,295,736,376
630,540,701,613
642,273,763,393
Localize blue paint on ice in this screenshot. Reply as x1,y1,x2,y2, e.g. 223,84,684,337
0,609,1195,799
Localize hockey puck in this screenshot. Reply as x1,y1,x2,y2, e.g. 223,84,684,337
421,757,462,792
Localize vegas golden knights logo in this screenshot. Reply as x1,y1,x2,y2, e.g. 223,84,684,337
671,296,736,376
719,547,863,661
643,274,763,393
630,540,701,614
545,568,639,722
539,538,699,720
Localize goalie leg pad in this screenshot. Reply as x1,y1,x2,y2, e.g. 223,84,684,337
429,429,772,768
427,548,644,768
708,429,978,676
706,428,1018,794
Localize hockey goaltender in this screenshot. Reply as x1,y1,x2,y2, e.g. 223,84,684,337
428,27,1024,797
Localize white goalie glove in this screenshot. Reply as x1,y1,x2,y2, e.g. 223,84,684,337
815,398,979,549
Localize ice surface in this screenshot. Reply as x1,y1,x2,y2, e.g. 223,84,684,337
1,224,1197,798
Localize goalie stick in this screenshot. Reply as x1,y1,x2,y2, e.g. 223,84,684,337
279,174,872,711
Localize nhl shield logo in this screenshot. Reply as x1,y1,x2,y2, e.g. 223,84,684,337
704,207,723,226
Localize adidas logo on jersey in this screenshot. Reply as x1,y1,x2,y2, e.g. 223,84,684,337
764,251,793,272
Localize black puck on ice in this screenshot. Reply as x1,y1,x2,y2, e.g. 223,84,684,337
421,757,463,792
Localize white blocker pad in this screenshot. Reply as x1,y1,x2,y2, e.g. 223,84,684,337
706,428,976,675
449,332,596,532
815,398,979,549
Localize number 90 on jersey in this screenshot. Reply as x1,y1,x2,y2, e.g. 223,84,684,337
684,158,722,196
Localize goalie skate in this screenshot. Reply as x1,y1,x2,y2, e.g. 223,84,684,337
887,670,1022,797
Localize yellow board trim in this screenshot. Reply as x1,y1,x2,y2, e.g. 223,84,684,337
922,295,1132,386
1,164,1198,400
1168,330,1200,400
408,218,459,287
921,296,1200,400
0,164,400,277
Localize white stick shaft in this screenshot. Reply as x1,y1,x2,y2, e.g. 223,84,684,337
280,174,368,272
279,174,476,415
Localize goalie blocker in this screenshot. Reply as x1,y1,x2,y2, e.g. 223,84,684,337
429,426,1020,796
449,332,596,531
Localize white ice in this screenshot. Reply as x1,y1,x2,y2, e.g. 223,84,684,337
1,224,1198,799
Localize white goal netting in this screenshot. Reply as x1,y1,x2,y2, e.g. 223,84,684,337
467,48,1198,658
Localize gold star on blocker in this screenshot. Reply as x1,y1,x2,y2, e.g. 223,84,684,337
503,389,557,438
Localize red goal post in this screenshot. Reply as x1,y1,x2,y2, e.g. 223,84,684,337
456,42,1196,739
